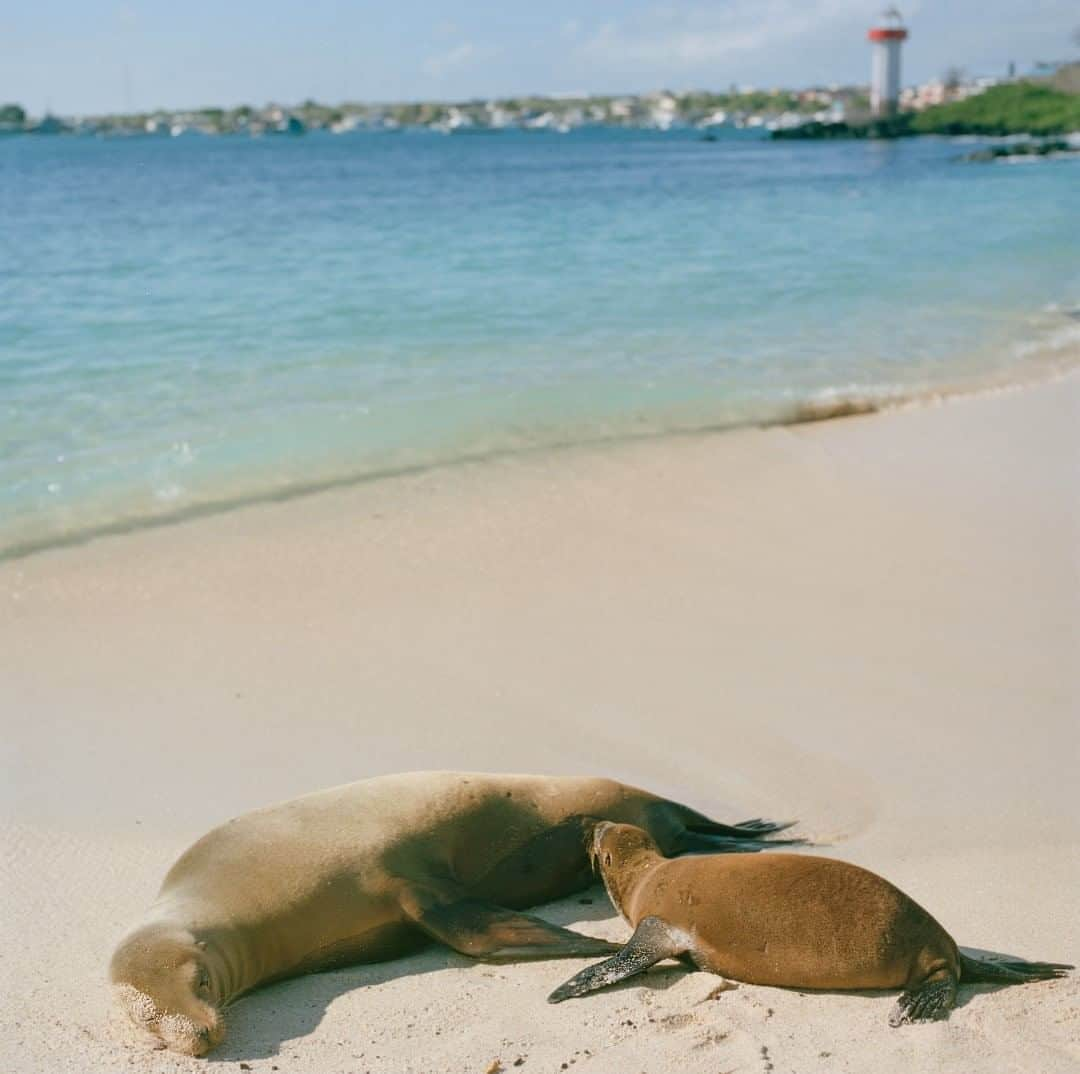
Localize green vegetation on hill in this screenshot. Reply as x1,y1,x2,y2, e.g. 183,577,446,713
910,82,1080,136
773,80,1080,141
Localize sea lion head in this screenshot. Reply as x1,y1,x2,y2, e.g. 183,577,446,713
109,924,224,1056
590,821,662,916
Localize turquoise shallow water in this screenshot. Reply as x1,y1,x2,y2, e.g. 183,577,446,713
1,129,1077,556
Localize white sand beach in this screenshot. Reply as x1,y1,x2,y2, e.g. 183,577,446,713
2,373,1078,1073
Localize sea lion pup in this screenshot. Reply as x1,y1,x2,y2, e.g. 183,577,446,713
548,822,1071,1024
110,771,798,1055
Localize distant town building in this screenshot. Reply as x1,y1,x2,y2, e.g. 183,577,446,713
899,75,996,113
868,7,908,117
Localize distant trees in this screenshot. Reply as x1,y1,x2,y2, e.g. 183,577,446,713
0,103,26,126
775,80,1080,141
911,81,1080,136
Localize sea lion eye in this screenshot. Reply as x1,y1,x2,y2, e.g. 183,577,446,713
196,968,210,992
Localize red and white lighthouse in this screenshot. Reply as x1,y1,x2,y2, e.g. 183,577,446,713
868,7,908,117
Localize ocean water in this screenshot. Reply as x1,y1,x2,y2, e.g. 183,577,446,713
1,129,1077,557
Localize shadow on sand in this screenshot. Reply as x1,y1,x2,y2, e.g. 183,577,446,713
204,923,1050,1062
207,891,621,1065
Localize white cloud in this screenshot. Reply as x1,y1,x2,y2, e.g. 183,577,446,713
578,0,919,68
113,4,140,30
423,41,500,79
423,43,475,78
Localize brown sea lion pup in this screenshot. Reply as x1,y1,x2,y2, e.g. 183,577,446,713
548,822,1071,1025
109,772,799,1055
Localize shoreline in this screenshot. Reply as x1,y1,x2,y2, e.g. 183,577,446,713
2,373,1078,1072
5,349,1077,566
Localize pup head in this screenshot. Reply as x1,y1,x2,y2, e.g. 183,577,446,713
590,822,662,915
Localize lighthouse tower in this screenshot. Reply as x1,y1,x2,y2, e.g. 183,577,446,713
868,7,908,117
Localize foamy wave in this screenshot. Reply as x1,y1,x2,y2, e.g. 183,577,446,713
4,317,1079,564
1015,320,1080,359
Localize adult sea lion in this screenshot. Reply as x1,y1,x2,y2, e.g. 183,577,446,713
110,771,797,1055
548,822,1071,1024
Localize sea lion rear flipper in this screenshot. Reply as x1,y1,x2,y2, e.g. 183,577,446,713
957,951,1072,983
646,803,805,856
400,886,620,961
547,916,686,1003
675,830,807,854
687,816,798,837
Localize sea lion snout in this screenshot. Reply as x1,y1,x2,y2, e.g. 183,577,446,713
157,1008,224,1056
110,925,225,1054
113,982,224,1055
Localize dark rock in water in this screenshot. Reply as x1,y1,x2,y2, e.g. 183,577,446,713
770,116,915,141
785,397,880,424
771,121,855,140
961,139,1075,162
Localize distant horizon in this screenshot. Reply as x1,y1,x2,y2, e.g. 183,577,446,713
9,70,1067,122
4,0,1077,117
19,83,877,121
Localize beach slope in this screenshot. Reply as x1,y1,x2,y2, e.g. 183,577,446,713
2,375,1077,1073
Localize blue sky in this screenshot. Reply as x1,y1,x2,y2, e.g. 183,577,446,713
4,1,1077,115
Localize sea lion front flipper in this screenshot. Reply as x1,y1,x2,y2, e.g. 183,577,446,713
400,886,620,961
888,971,958,1027
547,916,687,1003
